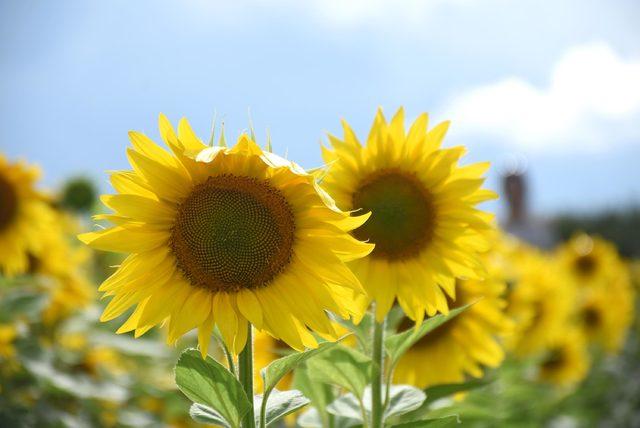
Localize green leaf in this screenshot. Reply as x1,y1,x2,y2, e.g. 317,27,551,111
175,348,250,428
307,345,372,399
423,378,492,405
385,305,471,366
298,408,362,428
294,366,336,428
333,312,374,353
254,389,310,426
260,339,342,427
0,289,47,321
384,385,426,419
391,415,460,427
261,339,341,394
23,358,128,402
190,403,230,427
326,393,366,421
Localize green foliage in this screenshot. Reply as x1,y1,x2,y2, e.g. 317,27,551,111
385,305,470,367
294,364,337,428
254,389,310,426
392,415,461,427
553,208,640,257
307,345,372,399
384,385,427,419
175,348,251,428
60,176,97,212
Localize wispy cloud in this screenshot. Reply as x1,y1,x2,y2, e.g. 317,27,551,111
442,43,640,152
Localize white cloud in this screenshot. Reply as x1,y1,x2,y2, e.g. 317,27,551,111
442,43,640,152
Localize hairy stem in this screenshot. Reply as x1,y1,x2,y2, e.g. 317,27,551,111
371,311,386,428
238,324,255,428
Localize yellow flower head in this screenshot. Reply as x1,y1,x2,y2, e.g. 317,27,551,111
79,115,373,356
0,323,18,359
537,328,590,387
394,268,512,388
506,251,576,357
576,269,634,354
0,154,57,277
557,234,622,289
322,108,496,322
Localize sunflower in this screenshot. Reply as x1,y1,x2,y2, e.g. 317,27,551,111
79,115,373,356
506,251,576,357
0,154,56,277
576,269,634,354
393,268,512,388
321,108,496,322
42,272,95,325
537,328,590,387
0,323,18,359
557,234,622,289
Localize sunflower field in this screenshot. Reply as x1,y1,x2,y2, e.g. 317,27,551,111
1,106,638,428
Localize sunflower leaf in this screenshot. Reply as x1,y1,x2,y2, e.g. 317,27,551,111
261,338,342,394
189,403,231,427
306,345,372,399
384,385,426,419
390,414,461,427
294,364,337,428
385,304,471,367
260,339,344,426
422,378,492,405
254,389,310,426
175,348,250,428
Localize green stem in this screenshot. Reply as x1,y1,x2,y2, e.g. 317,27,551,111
215,332,237,376
239,324,256,428
259,388,269,428
371,311,386,428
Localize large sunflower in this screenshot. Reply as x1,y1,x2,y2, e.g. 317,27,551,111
0,155,56,277
79,115,373,356
393,269,512,388
537,328,590,387
321,108,495,322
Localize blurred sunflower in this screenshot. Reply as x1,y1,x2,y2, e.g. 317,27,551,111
321,108,495,322
0,323,18,359
506,252,575,357
79,115,373,356
557,234,621,289
42,272,94,325
0,154,56,277
576,270,634,354
393,270,512,388
537,328,590,387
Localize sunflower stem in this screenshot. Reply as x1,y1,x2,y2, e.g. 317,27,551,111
371,312,386,428
239,324,256,428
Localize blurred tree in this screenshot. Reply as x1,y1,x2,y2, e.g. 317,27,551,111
60,177,97,213
553,208,640,258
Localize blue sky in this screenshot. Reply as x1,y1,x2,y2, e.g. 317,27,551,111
1,0,639,218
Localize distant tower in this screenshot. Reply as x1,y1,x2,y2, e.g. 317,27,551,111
501,169,554,249
503,171,527,226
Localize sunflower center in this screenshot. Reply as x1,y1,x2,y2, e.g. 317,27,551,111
170,175,295,293
581,307,601,329
352,169,434,260
574,254,596,276
0,173,18,232
541,348,565,371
